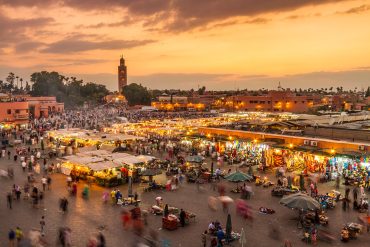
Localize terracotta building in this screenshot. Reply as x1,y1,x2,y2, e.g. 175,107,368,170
22,96,64,118
0,101,29,126
223,90,321,113
0,94,64,126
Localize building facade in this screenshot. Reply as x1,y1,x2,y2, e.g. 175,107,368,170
151,95,212,111
0,95,64,126
22,96,64,118
118,56,127,92
0,101,29,127
223,90,321,113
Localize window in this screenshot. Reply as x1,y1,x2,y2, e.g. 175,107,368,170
15,109,20,114
249,101,253,104
294,101,297,104
267,101,271,104
7,109,11,114
259,101,265,104
302,101,305,103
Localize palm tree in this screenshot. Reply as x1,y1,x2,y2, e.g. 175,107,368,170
16,76,19,89
20,78,23,91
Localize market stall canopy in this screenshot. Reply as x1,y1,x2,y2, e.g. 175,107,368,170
225,171,252,182
98,133,144,141
111,152,132,160
47,129,93,138
77,150,111,157
280,193,321,211
120,155,145,166
333,149,365,157
62,155,104,165
47,129,143,142
112,154,152,166
186,155,204,163
86,161,118,171
136,155,156,163
98,144,115,152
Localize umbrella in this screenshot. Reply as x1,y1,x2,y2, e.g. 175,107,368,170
225,214,232,243
280,193,321,211
225,171,252,183
208,196,218,211
218,196,234,204
186,155,204,163
239,228,247,247
140,168,162,182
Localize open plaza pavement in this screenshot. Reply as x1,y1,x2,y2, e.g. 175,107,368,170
0,144,369,247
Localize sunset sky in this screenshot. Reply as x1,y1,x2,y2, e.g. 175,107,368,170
0,0,370,91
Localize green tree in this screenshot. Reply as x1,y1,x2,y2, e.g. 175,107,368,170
30,71,110,109
31,71,65,100
122,83,151,106
198,86,206,95
81,82,109,104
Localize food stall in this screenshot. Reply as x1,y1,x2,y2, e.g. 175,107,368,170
59,150,156,187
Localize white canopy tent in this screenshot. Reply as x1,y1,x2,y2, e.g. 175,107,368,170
86,161,118,171
62,155,104,165
111,152,132,160
77,150,111,157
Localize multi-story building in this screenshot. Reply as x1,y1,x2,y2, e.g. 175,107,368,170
0,94,64,127
0,100,29,127
322,94,367,111
222,90,321,113
151,95,189,111
22,96,64,118
118,56,127,92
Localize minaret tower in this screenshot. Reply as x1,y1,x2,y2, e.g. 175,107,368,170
118,55,127,92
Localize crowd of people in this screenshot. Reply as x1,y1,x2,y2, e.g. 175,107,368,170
0,106,369,247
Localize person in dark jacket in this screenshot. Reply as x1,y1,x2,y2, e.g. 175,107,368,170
179,209,186,227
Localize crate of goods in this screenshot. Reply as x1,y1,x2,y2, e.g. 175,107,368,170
162,215,178,230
